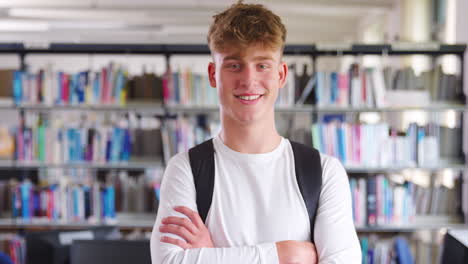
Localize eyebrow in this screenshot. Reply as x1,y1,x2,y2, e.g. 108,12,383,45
223,55,275,61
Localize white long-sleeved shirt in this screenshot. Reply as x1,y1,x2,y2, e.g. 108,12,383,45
151,135,361,264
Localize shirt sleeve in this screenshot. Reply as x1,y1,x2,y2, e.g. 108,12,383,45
314,156,362,264
150,152,279,264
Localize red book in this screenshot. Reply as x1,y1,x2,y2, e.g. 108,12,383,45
47,189,53,219
102,68,108,103
61,74,70,104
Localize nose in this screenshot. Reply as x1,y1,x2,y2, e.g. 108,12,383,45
239,64,257,86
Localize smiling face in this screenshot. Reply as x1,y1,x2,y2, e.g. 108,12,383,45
208,43,288,126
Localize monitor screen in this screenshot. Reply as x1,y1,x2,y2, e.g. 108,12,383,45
26,226,119,264
70,239,151,264
440,229,468,264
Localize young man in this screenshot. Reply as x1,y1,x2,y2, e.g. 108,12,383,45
151,2,361,263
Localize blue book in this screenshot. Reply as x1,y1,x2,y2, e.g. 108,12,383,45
20,183,31,220
367,178,377,226
121,129,131,161
110,128,122,162
93,72,101,103
337,125,346,163
368,249,374,264
50,184,59,220
360,237,368,264
73,187,79,219
105,134,112,162
330,72,338,104
13,71,23,105
67,129,75,162
394,237,414,264
75,129,82,161
106,186,115,219
77,72,87,103
83,186,91,218
56,72,62,104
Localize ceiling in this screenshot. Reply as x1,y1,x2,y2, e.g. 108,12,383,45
0,0,396,44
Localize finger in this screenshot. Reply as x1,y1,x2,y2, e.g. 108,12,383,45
162,216,197,234
159,224,195,243
160,236,192,249
174,206,205,229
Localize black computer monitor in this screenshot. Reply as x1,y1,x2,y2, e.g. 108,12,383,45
25,226,119,264
70,239,151,264
440,229,468,264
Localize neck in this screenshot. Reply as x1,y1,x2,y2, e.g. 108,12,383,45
219,111,282,154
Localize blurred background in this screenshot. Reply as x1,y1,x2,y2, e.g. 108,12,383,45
0,1,467,264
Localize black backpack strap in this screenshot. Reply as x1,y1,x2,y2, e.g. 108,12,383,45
188,139,215,223
290,141,323,244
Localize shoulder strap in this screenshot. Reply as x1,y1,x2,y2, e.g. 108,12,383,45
188,139,215,224
290,141,323,244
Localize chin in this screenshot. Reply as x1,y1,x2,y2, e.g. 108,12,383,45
233,111,264,125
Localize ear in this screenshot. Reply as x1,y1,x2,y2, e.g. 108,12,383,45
278,61,288,89
208,62,217,88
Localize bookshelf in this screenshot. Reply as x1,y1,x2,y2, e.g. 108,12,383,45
0,42,466,236
0,216,466,233
0,159,162,170
0,103,465,113
0,160,464,172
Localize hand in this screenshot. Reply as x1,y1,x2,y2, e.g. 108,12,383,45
276,240,318,264
159,206,214,249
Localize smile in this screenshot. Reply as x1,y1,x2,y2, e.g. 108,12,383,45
235,95,263,101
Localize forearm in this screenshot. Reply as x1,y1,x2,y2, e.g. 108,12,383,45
151,235,278,264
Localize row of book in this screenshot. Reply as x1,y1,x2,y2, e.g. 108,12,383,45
360,236,414,264
1,63,462,108
0,235,25,264
350,176,414,227
389,65,462,102
111,170,161,213
163,68,219,106
0,66,171,107
7,179,116,222
0,168,161,221
313,64,463,108
161,116,220,162
8,64,128,106
311,120,445,167
13,115,132,163
360,233,446,264
350,175,460,227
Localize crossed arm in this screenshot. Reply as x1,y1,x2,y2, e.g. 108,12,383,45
150,153,360,264
150,153,318,264
158,205,318,264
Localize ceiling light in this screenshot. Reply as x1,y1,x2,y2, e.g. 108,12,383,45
0,20,48,31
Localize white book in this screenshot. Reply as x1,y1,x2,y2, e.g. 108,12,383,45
358,178,367,226
376,175,385,225
372,67,387,107
351,77,361,107
365,69,374,107
393,186,404,224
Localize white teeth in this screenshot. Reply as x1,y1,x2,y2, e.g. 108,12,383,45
238,95,261,101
